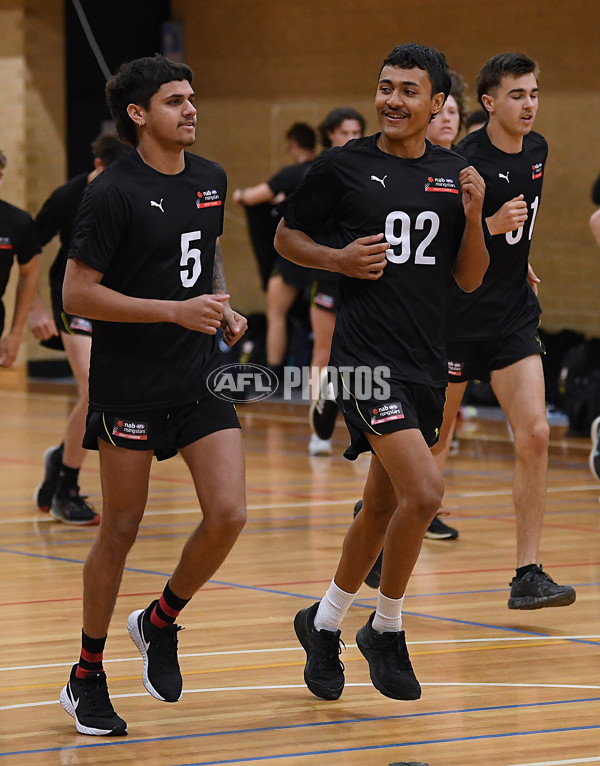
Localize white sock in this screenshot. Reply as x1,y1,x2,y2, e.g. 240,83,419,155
314,579,357,632
371,591,404,634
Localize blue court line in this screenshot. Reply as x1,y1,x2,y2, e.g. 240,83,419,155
2,547,598,645
2,697,600,759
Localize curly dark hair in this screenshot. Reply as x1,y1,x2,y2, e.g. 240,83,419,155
106,54,193,146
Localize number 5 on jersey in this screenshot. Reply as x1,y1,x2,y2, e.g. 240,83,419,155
180,231,202,287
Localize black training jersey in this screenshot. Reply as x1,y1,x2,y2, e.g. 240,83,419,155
36,173,88,287
279,134,470,387
268,160,313,197
68,148,226,412
447,127,547,341
0,199,41,331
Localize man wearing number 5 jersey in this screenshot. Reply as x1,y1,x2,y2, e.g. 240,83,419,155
58,55,248,736
276,43,489,702
431,53,576,610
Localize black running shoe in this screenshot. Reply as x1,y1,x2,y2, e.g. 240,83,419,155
508,565,576,610
589,415,600,481
424,514,459,540
293,601,345,700
59,664,127,736
35,445,63,512
50,489,100,526
353,500,383,589
356,613,421,700
309,396,338,441
128,601,183,702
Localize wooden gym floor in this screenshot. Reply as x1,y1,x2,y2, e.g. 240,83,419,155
1,375,599,766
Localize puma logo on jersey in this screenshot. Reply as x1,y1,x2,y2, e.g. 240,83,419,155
150,199,164,212
498,172,510,183
370,174,387,188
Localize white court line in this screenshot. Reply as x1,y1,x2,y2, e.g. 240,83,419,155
5,483,599,527
2,635,599,673
504,759,600,766
3,680,600,712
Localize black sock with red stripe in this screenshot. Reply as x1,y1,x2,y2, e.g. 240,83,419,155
76,629,106,679
149,581,190,629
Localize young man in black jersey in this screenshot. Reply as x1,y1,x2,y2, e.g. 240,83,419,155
430,53,576,611
31,133,127,527
275,43,489,702
0,150,41,368
58,55,248,736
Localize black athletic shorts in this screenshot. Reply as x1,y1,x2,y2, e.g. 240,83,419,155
336,369,446,461
311,275,341,313
51,278,92,337
274,254,312,290
446,318,545,384
83,395,240,461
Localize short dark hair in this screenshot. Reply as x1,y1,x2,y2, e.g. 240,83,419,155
105,54,193,146
476,52,539,110
380,43,451,100
0,150,6,169
318,107,366,149
90,132,128,166
285,122,316,151
465,108,488,131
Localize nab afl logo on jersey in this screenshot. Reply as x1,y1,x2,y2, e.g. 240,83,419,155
197,189,222,209
424,176,459,194
532,162,543,180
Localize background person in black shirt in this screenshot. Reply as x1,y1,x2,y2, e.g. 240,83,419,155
32,132,127,527
276,43,488,703
431,53,575,610
233,122,316,376
58,55,247,737
0,150,41,367
307,106,366,457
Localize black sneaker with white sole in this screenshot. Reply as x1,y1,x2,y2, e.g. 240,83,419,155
508,565,576,610
424,514,459,540
309,396,339,442
35,445,63,512
128,601,183,702
50,489,100,526
356,613,421,700
293,601,345,700
59,664,127,736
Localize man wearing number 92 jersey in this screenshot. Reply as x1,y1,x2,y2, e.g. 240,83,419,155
431,53,576,611
58,55,248,736
276,43,489,702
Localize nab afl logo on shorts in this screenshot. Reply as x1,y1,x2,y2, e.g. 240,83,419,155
207,363,279,403
448,360,464,377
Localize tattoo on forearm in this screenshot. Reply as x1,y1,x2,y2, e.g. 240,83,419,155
213,241,228,293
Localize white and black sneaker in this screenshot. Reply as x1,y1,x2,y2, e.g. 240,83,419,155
59,664,127,736
128,601,183,702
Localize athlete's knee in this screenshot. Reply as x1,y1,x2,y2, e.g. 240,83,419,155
514,417,549,459
98,514,142,555
408,480,444,525
206,501,247,539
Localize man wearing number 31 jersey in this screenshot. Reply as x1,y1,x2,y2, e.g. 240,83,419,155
58,55,248,737
276,43,489,703
432,52,576,610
